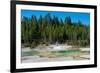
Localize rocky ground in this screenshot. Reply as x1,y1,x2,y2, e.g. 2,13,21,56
21,44,90,63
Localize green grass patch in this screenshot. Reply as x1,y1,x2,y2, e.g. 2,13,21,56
22,50,39,57
32,50,39,55
22,51,33,57
51,49,81,57
22,49,81,57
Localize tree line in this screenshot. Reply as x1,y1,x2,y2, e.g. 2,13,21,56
21,13,90,48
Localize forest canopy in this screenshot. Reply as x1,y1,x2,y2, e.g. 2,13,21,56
21,13,90,48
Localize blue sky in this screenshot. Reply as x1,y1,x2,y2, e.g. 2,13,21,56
21,9,90,25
